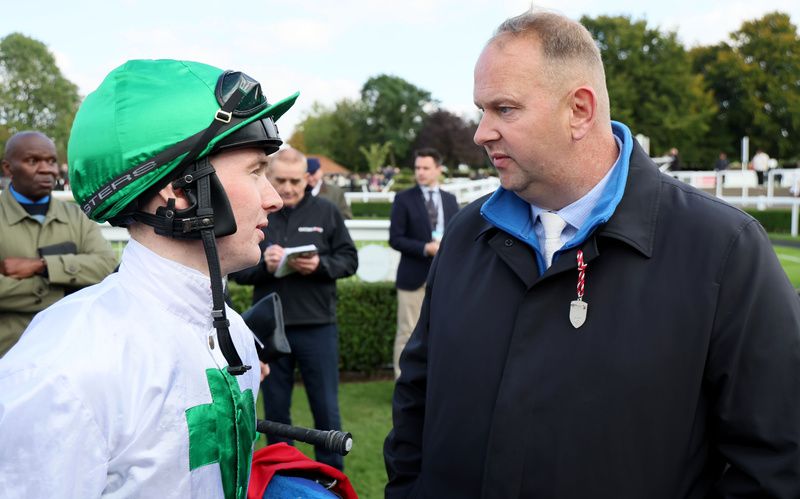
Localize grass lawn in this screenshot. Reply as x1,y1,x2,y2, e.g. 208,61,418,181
774,244,800,288
255,380,395,499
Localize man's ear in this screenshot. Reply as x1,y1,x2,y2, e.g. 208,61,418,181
569,85,597,141
1,160,11,178
155,182,192,210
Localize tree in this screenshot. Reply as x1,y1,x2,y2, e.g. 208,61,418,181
411,109,486,168
289,99,369,171
360,74,435,165
692,12,800,161
0,33,80,159
359,141,393,173
582,16,717,166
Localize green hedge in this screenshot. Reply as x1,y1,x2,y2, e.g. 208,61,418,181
336,280,396,373
351,201,393,219
228,281,396,374
744,209,792,233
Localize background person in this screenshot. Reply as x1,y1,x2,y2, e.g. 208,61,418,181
0,59,295,497
384,11,800,498
751,148,770,185
713,151,730,171
231,147,357,471
0,131,116,356
388,147,458,379
306,156,352,219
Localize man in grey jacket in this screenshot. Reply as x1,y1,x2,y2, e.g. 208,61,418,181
0,131,116,355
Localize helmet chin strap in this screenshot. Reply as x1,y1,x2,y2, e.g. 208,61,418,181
133,157,250,375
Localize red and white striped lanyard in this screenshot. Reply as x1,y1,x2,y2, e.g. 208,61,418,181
569,250,588,328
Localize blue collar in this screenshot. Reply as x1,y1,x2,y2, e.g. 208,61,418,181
480,121,634,274
9,184,50,205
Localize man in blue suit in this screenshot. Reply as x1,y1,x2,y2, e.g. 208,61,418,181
389,148,459,378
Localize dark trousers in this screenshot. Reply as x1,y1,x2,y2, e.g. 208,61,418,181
261,323,343,470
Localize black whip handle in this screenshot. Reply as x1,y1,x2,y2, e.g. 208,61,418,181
256,419,353,456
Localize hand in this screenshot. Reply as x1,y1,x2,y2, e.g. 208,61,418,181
424,240,440,257
260,362,270,381
0,257,46,279
288,253,320,275
264,245,284,274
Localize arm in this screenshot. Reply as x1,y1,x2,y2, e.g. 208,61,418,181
0,273,56,313
333,186,352,220
710,220,800,497
389,196,429,259
383,256,438,497
0,368,108,497
43,214,117,288
314,208,358,280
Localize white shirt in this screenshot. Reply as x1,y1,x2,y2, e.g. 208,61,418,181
752,152,770,172
420,185,445,235
0,239,260,498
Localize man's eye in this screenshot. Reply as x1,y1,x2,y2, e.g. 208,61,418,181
498,107,513,115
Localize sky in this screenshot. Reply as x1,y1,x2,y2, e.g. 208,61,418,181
3,0,799,139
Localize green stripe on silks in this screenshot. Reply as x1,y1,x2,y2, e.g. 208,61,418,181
186,368,257,499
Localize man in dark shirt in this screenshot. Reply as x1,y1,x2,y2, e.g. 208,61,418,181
232,147,357,470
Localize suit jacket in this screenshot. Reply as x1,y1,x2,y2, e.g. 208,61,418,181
389,185,459,290
318,181,352,219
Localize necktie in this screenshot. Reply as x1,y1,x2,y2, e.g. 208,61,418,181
426,191,437,231
539,211,567,268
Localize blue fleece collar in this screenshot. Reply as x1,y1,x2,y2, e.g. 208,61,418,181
480,121,634,274
9,184,50,205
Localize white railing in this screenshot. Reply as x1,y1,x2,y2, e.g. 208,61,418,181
51,174,800,240
441,177,501,204
767,169,800,198
91,219,392,244
342,176,501,205
719,196,800,237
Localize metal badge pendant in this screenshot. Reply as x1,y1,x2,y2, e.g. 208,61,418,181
570,299,588,328
571,250,588,329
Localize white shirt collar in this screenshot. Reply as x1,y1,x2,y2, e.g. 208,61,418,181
119,239,215,329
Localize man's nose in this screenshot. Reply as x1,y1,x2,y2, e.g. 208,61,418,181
473,116,498,146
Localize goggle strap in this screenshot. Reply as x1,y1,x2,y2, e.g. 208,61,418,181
171,89,246,175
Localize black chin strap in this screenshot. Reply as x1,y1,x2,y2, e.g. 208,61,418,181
200,228,251,376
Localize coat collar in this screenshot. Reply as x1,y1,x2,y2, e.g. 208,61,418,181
474,132,661,268
0,190,71,226
595,139,660,258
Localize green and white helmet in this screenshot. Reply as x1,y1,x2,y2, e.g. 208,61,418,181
69,59,298,225
68,59,299,375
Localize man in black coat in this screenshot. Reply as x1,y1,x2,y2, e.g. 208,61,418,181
388,148,459,379
384,10,800,498
232,147,357,470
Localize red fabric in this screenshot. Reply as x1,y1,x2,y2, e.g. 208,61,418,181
248,443,358,499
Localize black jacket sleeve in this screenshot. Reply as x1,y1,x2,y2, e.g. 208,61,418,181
709,220,800,497
314,206,358,281
383,253,440,497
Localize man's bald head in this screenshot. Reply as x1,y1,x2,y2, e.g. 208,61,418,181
488,10,610,123
4,131,55,160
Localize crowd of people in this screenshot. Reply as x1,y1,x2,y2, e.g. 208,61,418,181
0,9,799,499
